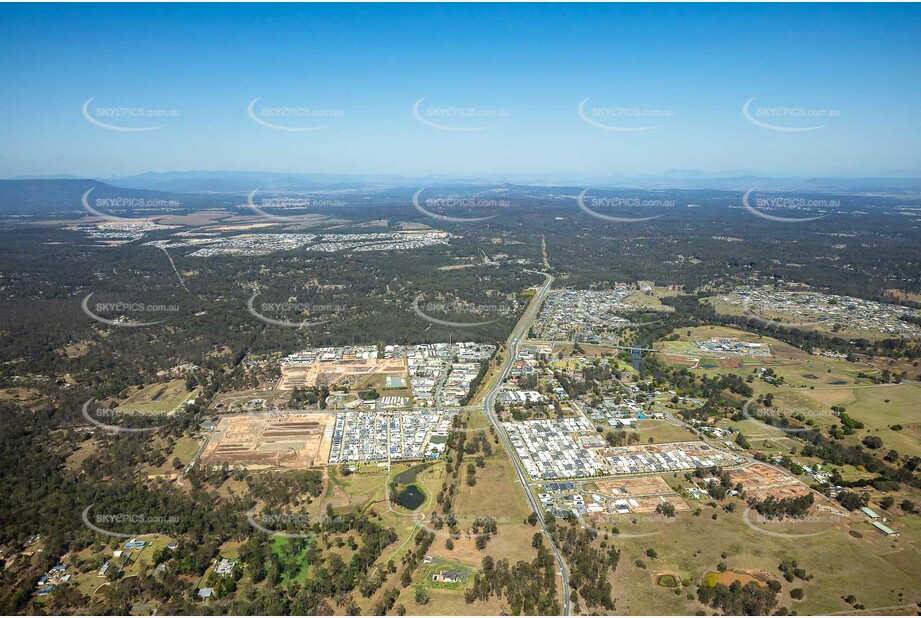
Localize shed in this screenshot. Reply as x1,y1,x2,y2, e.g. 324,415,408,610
872,521,899,536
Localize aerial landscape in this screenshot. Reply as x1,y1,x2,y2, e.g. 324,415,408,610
1,2,921,617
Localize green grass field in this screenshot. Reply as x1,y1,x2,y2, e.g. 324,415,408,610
635,420,696,444
118,380,197,414
606,497,921,616
751,375,921,458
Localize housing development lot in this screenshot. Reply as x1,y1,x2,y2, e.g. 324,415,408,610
181,233,317,256
538,475,692,520
200,412,334,469
306,231,449,253
592,475,692,514
602,441,741,475
406,342,494,407
596,475,675,497
69,221,164,246
278,346,408,390
713,287,921,337
506,417,605,479
278,342,492,407
328,409,457,463
532,287,638,344
137,229,451,257
505,415,743,480
202,407,460,468
727,463,812,501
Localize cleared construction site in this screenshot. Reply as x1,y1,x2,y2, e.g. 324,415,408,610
728,463,812,501
200,413,334,470
277,355,408,390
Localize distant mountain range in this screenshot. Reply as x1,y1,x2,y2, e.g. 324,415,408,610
2,172,920,217
102,171,420,193
12,170,921,192
0,179,222,216
607,174,921,193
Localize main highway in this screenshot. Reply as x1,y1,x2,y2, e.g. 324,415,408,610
481,270,572,615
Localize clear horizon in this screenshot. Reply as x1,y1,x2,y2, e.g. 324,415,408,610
1,3,920,178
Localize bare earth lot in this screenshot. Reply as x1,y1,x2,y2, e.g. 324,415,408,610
728,463,812,501
200,412,334,469
277,356,407,390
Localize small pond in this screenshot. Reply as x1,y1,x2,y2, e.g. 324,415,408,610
394,463,431,485
394,484,426,510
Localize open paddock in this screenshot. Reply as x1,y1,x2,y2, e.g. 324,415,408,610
118,380,195,414
630,495,691,513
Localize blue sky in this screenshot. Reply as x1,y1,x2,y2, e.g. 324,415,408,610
1,3,919,179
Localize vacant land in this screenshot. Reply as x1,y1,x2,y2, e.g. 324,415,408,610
211,389,292,413
596,475,674,497
200,412,334,469
629,495,691,514
278,356,407,390
746,364,921,458
144,436,202,477
635,419,696,443
728,463,812,501
117,379,196,414
704,294,918,340
606,497,921,616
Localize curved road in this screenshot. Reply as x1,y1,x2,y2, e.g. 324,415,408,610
482,271,572,615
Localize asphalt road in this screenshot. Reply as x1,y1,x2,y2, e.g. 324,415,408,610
481,271,572,616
